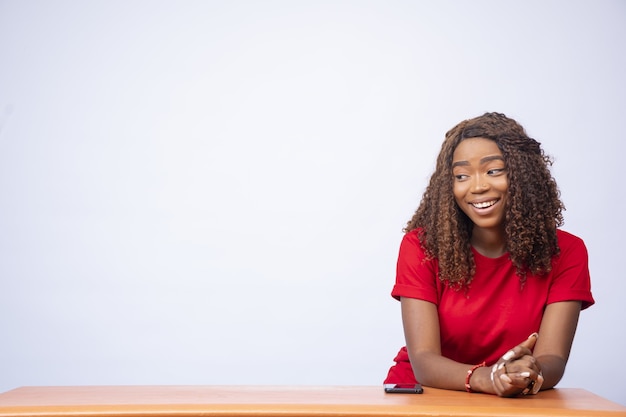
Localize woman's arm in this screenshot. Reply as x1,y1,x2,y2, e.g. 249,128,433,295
491,301,581,395
533,300,582,389
401,296,499,393
401,297,580,395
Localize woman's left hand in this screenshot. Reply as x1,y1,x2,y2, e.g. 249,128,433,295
490,333,544,397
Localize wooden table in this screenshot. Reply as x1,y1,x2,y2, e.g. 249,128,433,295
0,385,625,417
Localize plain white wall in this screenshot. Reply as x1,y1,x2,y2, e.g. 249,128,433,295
1,0,625,406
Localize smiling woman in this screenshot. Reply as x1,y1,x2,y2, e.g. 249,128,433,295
384,112,595,398
452,138,509,251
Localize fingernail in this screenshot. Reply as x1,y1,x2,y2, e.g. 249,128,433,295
519,371,531,378
502,350,515,361
500,374,512,384
532,374,544,395
528,332,538,339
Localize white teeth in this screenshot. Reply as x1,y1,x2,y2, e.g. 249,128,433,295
472,200,496,209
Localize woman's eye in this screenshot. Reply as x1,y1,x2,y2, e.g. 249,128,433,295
454,174,468,181
487,168,505,175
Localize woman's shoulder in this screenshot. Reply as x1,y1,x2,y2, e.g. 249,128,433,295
404,227,423,238
399,228,430,257
555,229,588,257
401,227,426,247
556,229,586,247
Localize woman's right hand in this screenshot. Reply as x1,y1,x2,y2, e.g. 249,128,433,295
490,333,544,397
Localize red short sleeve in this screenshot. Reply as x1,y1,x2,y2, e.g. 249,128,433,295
547,230,595,310
391,230,439,305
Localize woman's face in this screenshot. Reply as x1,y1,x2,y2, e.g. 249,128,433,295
451,138,508,231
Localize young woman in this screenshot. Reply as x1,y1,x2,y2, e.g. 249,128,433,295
384,112,594,397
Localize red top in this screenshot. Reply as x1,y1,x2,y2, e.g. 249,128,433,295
385,229,594,383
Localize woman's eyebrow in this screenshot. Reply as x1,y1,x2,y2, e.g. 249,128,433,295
480,155,505,164
452,155,504,169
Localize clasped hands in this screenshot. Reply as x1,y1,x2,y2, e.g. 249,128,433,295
490,333,544,397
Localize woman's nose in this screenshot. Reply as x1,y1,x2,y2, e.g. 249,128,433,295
471,176,488,192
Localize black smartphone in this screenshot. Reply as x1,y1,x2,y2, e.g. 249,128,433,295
383,383,424,394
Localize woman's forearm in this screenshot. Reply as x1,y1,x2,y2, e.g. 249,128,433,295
407,350,495,394
535,354,567,390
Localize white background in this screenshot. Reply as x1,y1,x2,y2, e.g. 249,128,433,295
1,0,625,406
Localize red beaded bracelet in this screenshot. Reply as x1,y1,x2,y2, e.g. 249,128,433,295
465,361,486,393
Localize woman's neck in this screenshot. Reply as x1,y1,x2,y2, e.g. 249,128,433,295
471,226,507,258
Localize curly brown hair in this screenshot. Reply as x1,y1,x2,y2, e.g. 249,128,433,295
405,112,564,287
